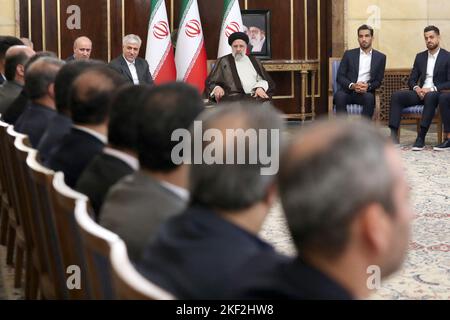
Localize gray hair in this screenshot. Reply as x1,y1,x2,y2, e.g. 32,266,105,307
190,102,285,211
25,57,65,100
279,118,395,258
123,34,142,47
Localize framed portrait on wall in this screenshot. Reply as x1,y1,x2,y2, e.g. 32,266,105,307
241,9,272,59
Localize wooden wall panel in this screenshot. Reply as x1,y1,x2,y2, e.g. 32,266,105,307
30,0,43,51
124,0,152,59
19,0,331,116
58,0,109,61
19,0,29,39
44,0,58,54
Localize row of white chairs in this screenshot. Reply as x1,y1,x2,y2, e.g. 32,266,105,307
0,116,173,300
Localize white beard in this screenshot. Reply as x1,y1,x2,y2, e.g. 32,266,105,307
233,52,245,61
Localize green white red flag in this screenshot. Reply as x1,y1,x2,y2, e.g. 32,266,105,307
218,0,244,58
145,0,176,84
175,0,207,93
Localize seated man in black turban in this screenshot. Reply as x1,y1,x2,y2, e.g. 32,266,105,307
205,32,275,103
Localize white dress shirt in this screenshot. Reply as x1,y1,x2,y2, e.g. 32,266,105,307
124,56,140,85
73,125,108,144
103,147,140,171
422,48,440,90
160,181,189,201
357,49,372,83
349,49,373,89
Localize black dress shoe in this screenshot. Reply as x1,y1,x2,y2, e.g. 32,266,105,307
433,139,450,151
412,137,425,151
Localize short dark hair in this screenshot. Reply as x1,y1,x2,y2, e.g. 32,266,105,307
137,82,204,172
69,65,126,125
108,85,149,150
25,57,65,100
0,36,23,60
4,51,28,81
357,24,374,37
424,25,440,35
54,60,104,115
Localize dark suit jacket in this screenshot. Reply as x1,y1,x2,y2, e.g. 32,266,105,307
0,74,5,85
1,88,29,124
76,152,135,220
0,81,23,114
337,48,387,93
229,255,353,300
47,127,105,188
14,103,58,147
108,55,154,85
37,113,73,163
66,55,75,62
408,48,450,91
137,206,283,299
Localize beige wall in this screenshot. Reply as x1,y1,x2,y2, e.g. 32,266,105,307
0,0,17,36
346,0,450,68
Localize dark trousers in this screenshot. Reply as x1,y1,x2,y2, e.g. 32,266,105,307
389,90,440,131
334,90,375,119
439,92,450,133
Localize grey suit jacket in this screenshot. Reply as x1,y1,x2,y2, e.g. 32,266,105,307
99,170,187,261
0,81,23,114
108,55,154,86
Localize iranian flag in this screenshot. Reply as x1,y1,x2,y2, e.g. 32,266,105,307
217,0,243,58
175,0,207,93
145,0,176,84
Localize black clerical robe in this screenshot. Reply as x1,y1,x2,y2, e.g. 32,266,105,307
205,54,275,102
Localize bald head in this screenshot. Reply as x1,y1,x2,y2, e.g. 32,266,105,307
73,36,92,60
4,45,35,83
5,45,35,59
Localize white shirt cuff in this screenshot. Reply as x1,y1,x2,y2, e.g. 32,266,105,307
253,80,269,93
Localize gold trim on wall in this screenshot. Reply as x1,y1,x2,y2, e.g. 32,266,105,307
57,0,61,58
122,0,125,39
244,0,248,10
307,0,321,98
15,0,20,37
304,0,308,60
107,0,111,62
28,0,31,40
305,0,321,99
41,0,46,51
272,73,295,100
170,0,174,31
291,0,294,60
316,0,321,98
